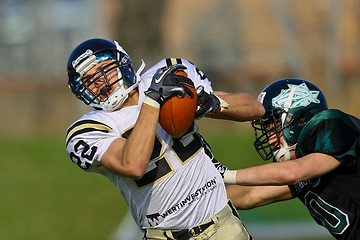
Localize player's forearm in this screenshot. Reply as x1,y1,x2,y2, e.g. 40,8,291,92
226,185,293,210
231,156,333,186
212,92,265,121
120,102,160,178
232,162,299,186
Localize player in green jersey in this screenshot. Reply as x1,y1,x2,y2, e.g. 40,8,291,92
225,78,360,240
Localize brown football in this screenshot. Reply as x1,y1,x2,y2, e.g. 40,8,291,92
159,70,198,138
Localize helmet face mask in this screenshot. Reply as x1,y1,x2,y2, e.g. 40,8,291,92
67,38,138,111
79,60,119,103
253,78,328,161
252,108,289,161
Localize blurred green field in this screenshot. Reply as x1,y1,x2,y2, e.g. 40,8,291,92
0,123,332,240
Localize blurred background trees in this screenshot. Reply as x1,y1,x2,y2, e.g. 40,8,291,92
0,0,359,136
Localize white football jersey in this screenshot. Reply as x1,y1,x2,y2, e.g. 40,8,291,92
66,58,228,230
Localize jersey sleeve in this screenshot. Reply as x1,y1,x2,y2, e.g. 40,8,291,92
195,132,229,178
65,118,118,172
141,58,214,93
211,158,229,179
179,58,214,94
297,109,360,165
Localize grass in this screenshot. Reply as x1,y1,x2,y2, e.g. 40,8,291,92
0,125,332,240
0,136,125,240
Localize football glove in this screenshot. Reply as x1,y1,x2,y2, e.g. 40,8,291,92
145,64,189,104
195,86,222,119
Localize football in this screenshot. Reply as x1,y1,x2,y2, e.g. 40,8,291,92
159,70,198,138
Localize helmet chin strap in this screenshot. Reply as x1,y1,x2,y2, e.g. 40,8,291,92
274,141,297,161
135,59,146,83
97,60,146,111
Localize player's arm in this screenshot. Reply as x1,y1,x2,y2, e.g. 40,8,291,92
228,153,341,186
226,184,294,209
180,58,264,121
101,103,160,178
102,65,188,179
210,156,294,209
213,91,265,121
195,88,264,121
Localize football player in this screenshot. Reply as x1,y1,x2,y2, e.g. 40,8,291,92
225,78,360,239
65,38,264,240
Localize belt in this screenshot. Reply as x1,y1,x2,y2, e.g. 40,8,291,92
144,201,235,240
167,219,215,240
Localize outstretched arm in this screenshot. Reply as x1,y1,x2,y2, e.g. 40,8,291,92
226,184,294,209
195,89,264,121
212,91,265,121
231,153,341,186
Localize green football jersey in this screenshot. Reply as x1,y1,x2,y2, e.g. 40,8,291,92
290,109,360,239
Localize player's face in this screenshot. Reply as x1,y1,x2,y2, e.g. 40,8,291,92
265,118,282,146
265,118,296,162
83,60,120,101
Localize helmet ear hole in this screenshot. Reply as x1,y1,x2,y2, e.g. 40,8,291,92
297,117,307,127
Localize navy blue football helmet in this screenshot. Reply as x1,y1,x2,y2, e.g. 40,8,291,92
252,78,328,161
67,38,140,111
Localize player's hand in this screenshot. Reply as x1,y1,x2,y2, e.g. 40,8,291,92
145,64,188,104
195,86,221,119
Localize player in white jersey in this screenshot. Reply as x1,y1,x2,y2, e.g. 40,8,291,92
66,38,264,240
